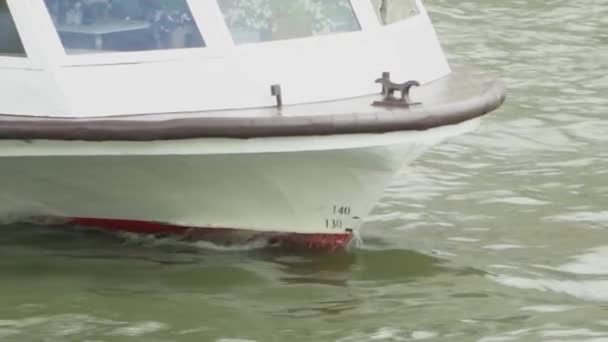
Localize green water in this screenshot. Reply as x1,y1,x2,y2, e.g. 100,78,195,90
1,0,607,341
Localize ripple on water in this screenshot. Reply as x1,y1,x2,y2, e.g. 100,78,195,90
108,321,168,337
479,326,608,342
489,275,608,302
0,314,167,340
553,246,608,275
545,211,608,226
335,327,439,341
520,305,576,313
1,0,607,341
489,243,608,302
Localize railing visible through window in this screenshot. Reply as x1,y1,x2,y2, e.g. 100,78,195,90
43,0,205,54
371,0,418,25
0,0,26,57
218,0,361,44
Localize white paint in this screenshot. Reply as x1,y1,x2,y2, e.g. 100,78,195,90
0,119,478,234
0,0,450,117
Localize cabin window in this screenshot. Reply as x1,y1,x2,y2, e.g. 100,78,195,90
371,0,418,25
218,0,360,44
43,0,205,54
0,0,26,56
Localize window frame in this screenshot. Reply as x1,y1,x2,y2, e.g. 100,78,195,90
370,0,421,26
29,0,426,67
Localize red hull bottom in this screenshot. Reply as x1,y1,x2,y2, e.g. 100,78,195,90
69,218,353,251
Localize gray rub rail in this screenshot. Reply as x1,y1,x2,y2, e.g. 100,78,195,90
0,69,506,141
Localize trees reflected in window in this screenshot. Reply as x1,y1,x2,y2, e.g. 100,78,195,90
0,0,26,56
371,0,419,25
43,0,205,54
218,0,360,44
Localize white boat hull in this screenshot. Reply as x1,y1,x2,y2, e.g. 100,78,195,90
0,119,479,236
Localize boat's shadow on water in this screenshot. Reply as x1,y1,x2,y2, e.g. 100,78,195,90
0,223,473,290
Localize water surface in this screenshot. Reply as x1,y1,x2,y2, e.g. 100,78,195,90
1,0,607,341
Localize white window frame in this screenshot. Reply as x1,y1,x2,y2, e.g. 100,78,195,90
351,0,383,30
367,0,422,27
0,55,30,69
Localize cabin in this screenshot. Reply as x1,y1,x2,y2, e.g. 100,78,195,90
0,0,450,117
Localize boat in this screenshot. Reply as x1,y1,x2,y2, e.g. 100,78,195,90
0,0,505,250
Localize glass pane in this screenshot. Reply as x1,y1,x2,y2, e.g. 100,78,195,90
0,0,26,56
43,0,205,54
218,0,360,44
371,0,418,25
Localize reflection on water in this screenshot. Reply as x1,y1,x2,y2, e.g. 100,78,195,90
0,224,452,286
0,225,460,340
1,0,607,340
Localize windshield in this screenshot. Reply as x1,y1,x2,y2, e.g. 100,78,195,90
218,0,361,44
43,0,205,54
0,0,26,56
